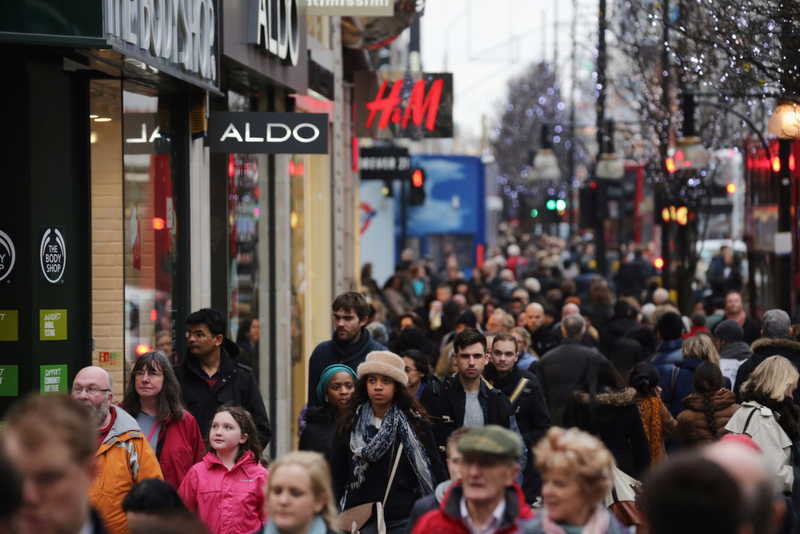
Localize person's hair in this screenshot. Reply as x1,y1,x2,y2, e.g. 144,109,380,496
726,289,742,299
268,451,337,529
610,338,642,378
590,284,614,307
185,308,226,337
446,426,472,458
682,334,719,365
740,355,800,403
569,354,625,434
645,454,742,534
398,312,424,329
235,317,256,345
0,450,22,523
209,405,262,464
629,362,660,397
491,332,519,353
691,311,706,327
712,296,726,311
510,326,531,347
453,328,487,354
122,478,191,517
534,427,615,504
1,394,95,464
656,311,684,341
434,343,455,378
336,374,431,439
155,330,171,345
332,291,370,321
762,309,791,339
122,351,186,422
562,313,586,339
399,349,430,379
694,362,725,439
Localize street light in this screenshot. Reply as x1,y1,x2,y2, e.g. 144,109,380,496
672,91,711,170
531,124,561,181
768,102,800,139
595,120,624,179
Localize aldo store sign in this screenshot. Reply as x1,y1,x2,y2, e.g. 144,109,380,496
0,229,15,283
104,0,219,90
248,0,301,66
208,112,329,154
39,227,67,285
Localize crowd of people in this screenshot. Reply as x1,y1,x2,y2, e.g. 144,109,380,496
4,233,800,534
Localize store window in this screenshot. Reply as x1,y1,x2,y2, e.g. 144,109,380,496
290,153,307,440
227,91,261,379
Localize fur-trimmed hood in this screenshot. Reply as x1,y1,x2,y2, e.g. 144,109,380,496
751,337,800,354
573,387,637,406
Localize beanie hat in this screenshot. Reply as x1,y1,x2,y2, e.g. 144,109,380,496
457,310,478,329
714,319,744,343
357,351,408,386
316,364,358,404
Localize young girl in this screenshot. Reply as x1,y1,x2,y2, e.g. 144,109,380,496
179,405,268,534
629,362,678,464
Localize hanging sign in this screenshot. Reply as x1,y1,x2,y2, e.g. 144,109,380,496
305,0,393,16
359,147,411,180
354,71,453,139
39,227,67,285
0,229,15,284
208,112,329,154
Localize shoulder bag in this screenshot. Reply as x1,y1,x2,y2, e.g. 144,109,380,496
604,466,647,533
338,442,404,534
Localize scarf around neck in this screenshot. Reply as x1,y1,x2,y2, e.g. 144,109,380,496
349,403,435,495
264,516,327,534
640,396,664,464
726,309,746,326
539,504,610,534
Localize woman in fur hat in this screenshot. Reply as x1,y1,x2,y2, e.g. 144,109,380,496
330,351,447,534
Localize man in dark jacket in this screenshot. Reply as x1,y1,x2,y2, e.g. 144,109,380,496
307,292,387,408
735,309,800,405
714,319,752,391
525,302,557,357
175,308,272,447
419,329,516,464
649,311,685,392
535,313,599,425
721,291,761,345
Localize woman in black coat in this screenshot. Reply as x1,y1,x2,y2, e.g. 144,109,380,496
330,351,447,534
299,365,357,459
564,354,651,480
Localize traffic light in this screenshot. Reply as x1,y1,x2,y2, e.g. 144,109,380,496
546,199,557,210
409,168,426,206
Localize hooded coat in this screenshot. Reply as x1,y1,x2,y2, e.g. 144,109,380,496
676,390,739,448
298,405,338,460
175,339,272,447
735,337,800,405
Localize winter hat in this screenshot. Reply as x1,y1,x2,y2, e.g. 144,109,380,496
357,351,408,386
457,310,478,329
714,319,744,343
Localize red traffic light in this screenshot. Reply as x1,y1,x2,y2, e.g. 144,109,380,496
412,169,424,187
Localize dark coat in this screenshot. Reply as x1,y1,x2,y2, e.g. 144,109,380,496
677,390,739,448
650,338,684,389
306,328,387,408
602,316,640,355
739,317,762,345
330,421,447,522
534,338,599,426
564,388,651,480
419,373,514,465
735,337,800,405
298,405,338,460
91,508,109,534
527,325,558,359
175,340,272,447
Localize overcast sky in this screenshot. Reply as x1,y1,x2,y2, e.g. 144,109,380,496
421,0,594,138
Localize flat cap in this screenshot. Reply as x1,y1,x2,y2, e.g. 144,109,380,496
457,425,522,459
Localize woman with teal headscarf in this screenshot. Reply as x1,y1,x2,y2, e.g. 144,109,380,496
299,364,357,460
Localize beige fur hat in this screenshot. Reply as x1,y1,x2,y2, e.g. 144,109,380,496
357,351,408,386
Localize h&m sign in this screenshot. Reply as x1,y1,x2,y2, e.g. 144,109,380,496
208,112,329,154
104,0,218,88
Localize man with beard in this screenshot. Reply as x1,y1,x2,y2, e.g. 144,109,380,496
72,366,163,534
307,291,388,408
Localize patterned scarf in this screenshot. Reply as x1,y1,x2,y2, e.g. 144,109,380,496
539,505,610,534
349,403,435,495
640,396,664,464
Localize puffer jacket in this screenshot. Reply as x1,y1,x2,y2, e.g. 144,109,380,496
91,406,164,534
735,337,800,406
179,450,268,534
677,390,739,448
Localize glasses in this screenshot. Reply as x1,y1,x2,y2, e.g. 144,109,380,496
71,386,111,395
133,370,163,379
186,330,214,339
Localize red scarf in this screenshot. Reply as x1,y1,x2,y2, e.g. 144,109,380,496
726,309,746,326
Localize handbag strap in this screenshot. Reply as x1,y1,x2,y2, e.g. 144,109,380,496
742,406,758,436
509,378,529,406
382,442,404,507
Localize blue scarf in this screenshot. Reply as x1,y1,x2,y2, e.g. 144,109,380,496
349,403,435,495
263,516,327,534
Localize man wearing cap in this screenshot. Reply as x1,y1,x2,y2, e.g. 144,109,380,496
714,319,752,391
411,425,534,534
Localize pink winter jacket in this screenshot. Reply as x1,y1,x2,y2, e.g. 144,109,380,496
179,451,268,534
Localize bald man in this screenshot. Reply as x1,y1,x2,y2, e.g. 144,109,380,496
72,367,163,534
525,303,557,358
706,440,788,534
547,303,597,350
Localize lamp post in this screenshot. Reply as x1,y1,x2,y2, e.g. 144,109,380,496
531,123,561,181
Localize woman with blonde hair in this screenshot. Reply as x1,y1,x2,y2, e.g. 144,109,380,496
522,427,627,534
256,451,339,534
725,355,800,496
661,333,728,418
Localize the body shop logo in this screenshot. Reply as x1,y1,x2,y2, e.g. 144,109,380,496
0,230,15,283
39,228,67,284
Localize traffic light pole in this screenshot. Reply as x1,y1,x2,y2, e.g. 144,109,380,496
400,178,408,251
778,139,792,313
594,0,608,276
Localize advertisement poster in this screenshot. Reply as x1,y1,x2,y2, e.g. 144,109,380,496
0,310,18,341
41,365,68,395
0,365,18,397
40,309,68,341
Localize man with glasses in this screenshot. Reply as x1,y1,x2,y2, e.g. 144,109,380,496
174,308,272,447
71,366,163,534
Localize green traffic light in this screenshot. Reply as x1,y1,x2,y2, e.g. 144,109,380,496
530,209,539,217
546,200,556,210
556,199,566,211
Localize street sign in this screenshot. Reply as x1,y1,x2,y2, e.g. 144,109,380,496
208,112,329,154
359,148,411,180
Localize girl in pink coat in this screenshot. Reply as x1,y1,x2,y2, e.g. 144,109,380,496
179,405,269,534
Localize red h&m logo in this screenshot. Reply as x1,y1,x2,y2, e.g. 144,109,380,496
365,79,444,132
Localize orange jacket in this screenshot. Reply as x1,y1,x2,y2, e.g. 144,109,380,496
90,406,164,534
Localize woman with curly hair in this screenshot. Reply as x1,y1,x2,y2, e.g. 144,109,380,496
330,351,447,534
522,427,627,534
629,362,677,464
677,362,738,448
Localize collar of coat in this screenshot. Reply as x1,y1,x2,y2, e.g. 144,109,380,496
440,482,532,530
751,337,800,353
573,387,637,407
97,405,145,454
